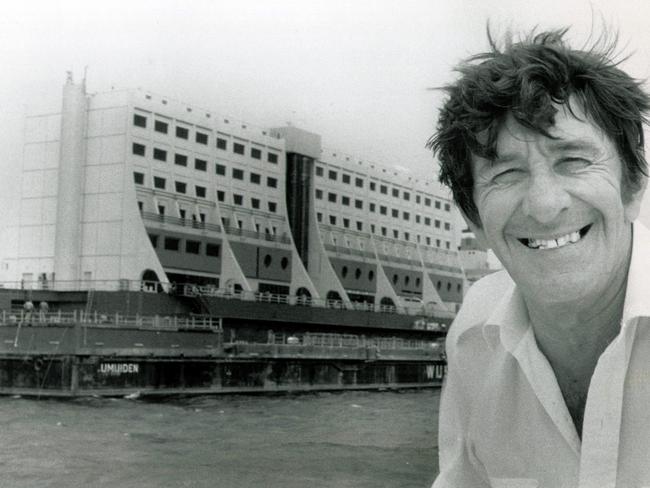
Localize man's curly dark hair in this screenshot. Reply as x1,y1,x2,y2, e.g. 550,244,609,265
427,28,650,226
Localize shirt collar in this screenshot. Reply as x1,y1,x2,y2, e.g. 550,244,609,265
482,220,650,350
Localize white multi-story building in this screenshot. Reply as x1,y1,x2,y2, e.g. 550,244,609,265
1,75,466,312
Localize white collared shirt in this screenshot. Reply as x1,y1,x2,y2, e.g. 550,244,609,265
433,222,650,488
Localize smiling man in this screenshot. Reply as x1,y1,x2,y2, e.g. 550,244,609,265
429,29,650,488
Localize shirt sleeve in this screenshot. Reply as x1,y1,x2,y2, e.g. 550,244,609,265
432,339,490,488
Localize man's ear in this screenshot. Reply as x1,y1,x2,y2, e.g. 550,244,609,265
624,176,648,223
461,211,489,251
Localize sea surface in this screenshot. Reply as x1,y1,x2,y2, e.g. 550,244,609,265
0,389,440,488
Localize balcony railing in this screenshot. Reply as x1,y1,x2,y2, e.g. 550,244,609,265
141,211,222,233
222,226,292,244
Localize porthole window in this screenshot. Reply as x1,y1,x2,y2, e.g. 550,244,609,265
263,254,272,267
281,257,289,270
392,274,398,285
355,268,361,280
404,276,410,286
342,266,348,278
368,270,375,282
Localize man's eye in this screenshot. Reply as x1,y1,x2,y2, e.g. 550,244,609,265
558,157,590,172
492,168,523,183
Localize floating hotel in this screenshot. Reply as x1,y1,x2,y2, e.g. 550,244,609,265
0,75,464,396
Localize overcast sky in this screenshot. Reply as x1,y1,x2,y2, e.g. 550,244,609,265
2,0,650,224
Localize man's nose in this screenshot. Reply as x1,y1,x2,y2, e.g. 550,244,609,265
520,172,571,224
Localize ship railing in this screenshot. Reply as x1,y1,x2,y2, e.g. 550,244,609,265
0,310,221,332
0,279,455,319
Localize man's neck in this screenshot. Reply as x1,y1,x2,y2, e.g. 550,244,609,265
523,259,630,438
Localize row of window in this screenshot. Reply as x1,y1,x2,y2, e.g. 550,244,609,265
315,189,451,230
317,212,451,249
136,173,279,213
315,165,451,211
133,114,279,163
149,233,221,257
133,144,279,189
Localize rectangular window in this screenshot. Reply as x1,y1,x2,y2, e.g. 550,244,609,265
217,190,225,202
133,114,147,128
267,152,278,164
215,163,226,176
174,153,188,166
343,218,350,228
381,227,387,236
403,191,410,201
153,177,166,189
416,195,421,204
342,196,350,206
446,241,451,249
404,232,410,241
176,126,189,139
216,137,227,150
342,173,351,184
425,217,431,226
435,200,441,209
175,181,187,194
380,205,387,215
380,185,388,194
426,236,431,246
232,168,244,180
233,194,243,205
317,212,323,223
369,182,376,191
415,214,421,224
328,192,337,203
425,197,432,207
315,189,323,199
132,143,145,156
444,222,451,231
356,221,363,231
444,203,451,211
371,224,376,233
264,176,277,189
186,240,201,254
355,177,363,188
233,142,245,155
133,172,144,185
164,237,180,251
328,170,338,181
158,205,165,215
148,234,158,247
329,215,337,225
154,120,168,134
436,239,441,247
138,201,143,212
195,158,207,171
403,211,410,221
268,201,277,213
250,172,261,184
369,203,376,212
251,147,262,159
251,198,260,209
391,208,399,218
153,148,167,162
315,166,324,176
355,199,363,209
435,219,441,228
392,188,399,198
196,132,208,145
206,243,220,257
195,185,206,198
393,229,399,239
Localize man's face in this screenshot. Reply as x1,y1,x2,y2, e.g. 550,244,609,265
470,102,645,306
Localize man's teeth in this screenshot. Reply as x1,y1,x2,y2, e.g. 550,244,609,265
527,231,581,250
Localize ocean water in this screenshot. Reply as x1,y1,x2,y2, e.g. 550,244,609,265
0,389,440,488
